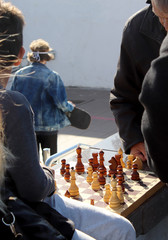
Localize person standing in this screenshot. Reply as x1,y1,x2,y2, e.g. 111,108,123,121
11,39,74,155
110,0,166,162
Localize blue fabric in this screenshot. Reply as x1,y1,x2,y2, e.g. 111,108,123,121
11,62,74,132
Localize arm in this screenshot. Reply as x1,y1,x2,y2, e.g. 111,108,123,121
110,6,162,158
139,35,168,182
110,27,145,155
47,72,74,113
3,90,55,201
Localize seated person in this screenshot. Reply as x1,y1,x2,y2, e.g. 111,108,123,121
0,1,136,240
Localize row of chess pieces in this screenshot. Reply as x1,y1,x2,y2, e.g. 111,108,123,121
57,147,143,209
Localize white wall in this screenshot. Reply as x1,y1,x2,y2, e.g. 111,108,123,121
10,0,146,88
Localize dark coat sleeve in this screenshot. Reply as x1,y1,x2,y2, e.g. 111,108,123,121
2,90,55,201
139,34,168,182
110,6,162,153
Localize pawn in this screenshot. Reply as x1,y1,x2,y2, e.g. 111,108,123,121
64,164,71,181
64,190,71,198
60,159,66,175
117,185,124,204
127,155,134,168
91,172,100,191
86,166,93,184
126,160,132,169
133,157,143,170
103,183,111,203
131,163,140,181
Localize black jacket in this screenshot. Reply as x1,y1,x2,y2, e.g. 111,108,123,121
110,4,166,153
140,34,168,183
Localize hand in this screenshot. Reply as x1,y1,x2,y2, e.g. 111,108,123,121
130,142,147,162
68,100,76,107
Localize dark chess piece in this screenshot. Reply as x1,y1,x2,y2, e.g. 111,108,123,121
60,159,66,175
131,163,140,181
64,164,71,181
75,146,85,174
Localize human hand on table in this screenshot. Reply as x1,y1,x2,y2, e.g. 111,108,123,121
130,142,147,162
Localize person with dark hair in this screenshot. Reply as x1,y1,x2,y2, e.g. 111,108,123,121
110,0,167,162
11,38,74,155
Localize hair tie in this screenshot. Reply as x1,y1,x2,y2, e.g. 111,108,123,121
33,52,40,62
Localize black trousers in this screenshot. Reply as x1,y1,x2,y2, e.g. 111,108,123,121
36,132,58,155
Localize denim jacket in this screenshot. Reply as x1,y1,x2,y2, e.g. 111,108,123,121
11,62,74,132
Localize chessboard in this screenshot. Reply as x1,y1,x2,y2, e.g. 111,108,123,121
53,147,165,217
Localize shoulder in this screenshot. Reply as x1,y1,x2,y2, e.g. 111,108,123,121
123,5,151,41
125,6,150,29
0,90,33,114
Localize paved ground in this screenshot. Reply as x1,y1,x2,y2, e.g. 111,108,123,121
58,87,118,152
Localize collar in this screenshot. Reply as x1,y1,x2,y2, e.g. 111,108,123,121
140,5,166,44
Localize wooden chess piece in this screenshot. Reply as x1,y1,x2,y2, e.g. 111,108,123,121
64,164,71,181
68,167,79,197
115,154,121,166
133,157,143,170
88,158,94,168
108,157,118,177
117,174,125,193
103,183,111,203
117,165,125,182
98,150,107,176
118,148,125,168
127,155,134,168
64,190,71,198
109,176,121,209
92,152,99,171
91,172,100,191
60,159,66,175
117,185,124,204
131,163,140,181
75,146,84,174
126,160,132,169
86,166,93,184
98,168,106,185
